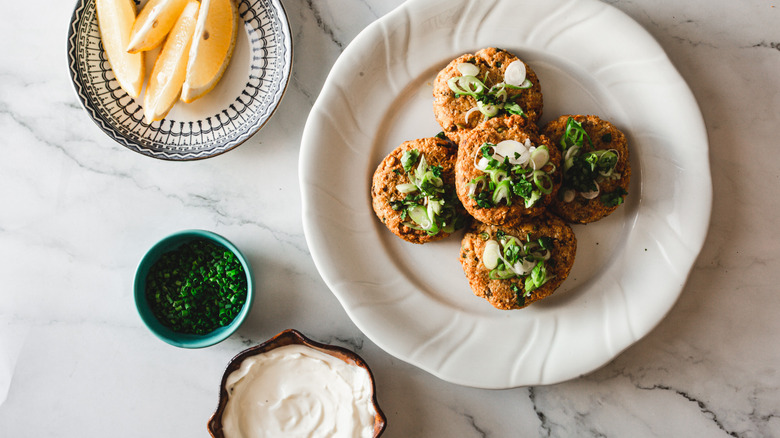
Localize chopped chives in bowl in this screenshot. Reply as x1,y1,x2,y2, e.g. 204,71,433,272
145,239,248,335
134,230,254,348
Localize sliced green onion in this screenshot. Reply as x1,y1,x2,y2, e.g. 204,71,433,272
489,269,516,280
530,147,550,170
524,190,541,208
447,75,486,97
486,168,508,184
396,183,417,194
484,231,554,284
524,261,548,293
468,175,487,196
509,79,533,89
561,117,593,150
477,101,499,117
427,199,443,219
401,221,423,231
532,171,554,194
414,155,428,180
482,240,501,270
425,173,443,188
407,205,432,229
493,180,512,206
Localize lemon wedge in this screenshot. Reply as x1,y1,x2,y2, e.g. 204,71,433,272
143,0,200,123
127,0,190,53
95,0,144,98
181,0,239,103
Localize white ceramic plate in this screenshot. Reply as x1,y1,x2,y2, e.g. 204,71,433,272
300,0,711,388
67,0,292,160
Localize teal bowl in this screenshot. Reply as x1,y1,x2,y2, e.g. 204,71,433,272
134,230,254,348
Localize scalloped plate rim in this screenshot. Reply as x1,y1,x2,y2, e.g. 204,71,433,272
300,0,711,388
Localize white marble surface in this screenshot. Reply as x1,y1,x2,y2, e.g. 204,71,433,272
1,0,779,436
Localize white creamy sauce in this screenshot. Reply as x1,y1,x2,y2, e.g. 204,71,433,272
222,344,377,438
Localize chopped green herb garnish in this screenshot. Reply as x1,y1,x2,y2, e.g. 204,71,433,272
560,117,592,150
483,232,554,300
447,65,532,122
566,154,599,193
602,188,628,207
474,190,494,208
145,239,247,335
512,178,533,198
510,283,525,307
401,149,420,173
468,142,552,209
394,149,464,235
504,101,526,117
560,117,623,201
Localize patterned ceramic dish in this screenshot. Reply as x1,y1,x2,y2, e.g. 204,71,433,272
207,329,387,437
66,0,292,160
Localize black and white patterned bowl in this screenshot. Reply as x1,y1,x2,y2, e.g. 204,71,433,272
67,0,292,160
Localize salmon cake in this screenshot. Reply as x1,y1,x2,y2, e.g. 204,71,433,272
371,135,467,244
433,47,543,144
455,117,562,227
542,115,631,224
459,216,576,310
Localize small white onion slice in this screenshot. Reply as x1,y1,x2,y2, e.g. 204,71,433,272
513,259,537,276
580,181,600,199
464,107,480,125
482,240,501,270
474,156,490,171
494,140,530,165
504,60,527,86
530,147,550,170
564,144,580,161
473,144,500,171
457,62,480,77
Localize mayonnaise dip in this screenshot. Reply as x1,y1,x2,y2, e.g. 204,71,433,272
221,344,377,438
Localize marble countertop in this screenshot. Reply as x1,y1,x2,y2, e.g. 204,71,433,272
1,0,779,436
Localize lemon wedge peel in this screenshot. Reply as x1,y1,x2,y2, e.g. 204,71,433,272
181,0,239,103
96,0,145,99
143,0,200,123
127,0,190,54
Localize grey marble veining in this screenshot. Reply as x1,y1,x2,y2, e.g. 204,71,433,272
1,0,779,436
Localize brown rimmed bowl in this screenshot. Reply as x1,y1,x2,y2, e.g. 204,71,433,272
207,329,387,437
